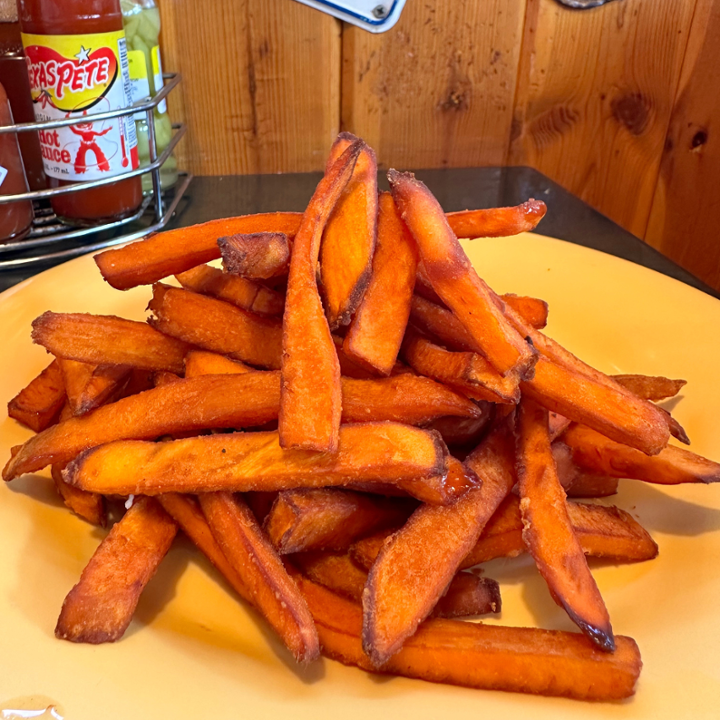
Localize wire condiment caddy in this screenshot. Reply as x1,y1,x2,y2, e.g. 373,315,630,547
0,71,191,270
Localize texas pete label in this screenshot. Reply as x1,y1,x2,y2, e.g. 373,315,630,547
22,31,139,182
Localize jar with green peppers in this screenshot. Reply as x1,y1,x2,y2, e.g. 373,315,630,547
121,0,177,193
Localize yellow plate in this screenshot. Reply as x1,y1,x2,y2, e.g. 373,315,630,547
1,233,720,719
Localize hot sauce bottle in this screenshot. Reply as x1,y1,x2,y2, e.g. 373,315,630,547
0,81,33,243
17,0,142,225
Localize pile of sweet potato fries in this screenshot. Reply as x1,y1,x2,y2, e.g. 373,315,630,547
5,133,719,702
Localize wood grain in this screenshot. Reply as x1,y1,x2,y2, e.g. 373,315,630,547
509,0,697,238
158,0,341,175
341,0,527,169
645,0,720,291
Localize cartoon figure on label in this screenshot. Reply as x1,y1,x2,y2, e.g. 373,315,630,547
69,113,113,173
64,97,126,175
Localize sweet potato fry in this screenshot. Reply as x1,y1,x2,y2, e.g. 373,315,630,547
341,374,482,424
3,372,282,480
157,492,254,605
264,488,414,554
460,495,657,567
296,575,642,700
64,423,451,503
516,398,614,652
424,411,494,449
409,293,548,357
522,357,670,456
504,302,670,455
95,212,303,290
219,232,291,280
183,350,252,377
4,373,474,482
342,191,418,375
94,202,536,292
58,358,131,416
444,199,546,238
51,462,106,526
613,374,686,401
561,424,720,485
434,572,501,618
295,551,501,619
362,420,515,666
504,294,549,329
401,328,520,404
199,491,319,662
280,140,362,451
321,133,378,329
175,264,284,316
293,550,369,601
55,496,177,643
389,170,535,377
148,284,283,369
7,359,66,432
567,473,619,498
32,312,190,374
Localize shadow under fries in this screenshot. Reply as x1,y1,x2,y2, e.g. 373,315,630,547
151,541,325,684
6,472,67,512
613,480,720,537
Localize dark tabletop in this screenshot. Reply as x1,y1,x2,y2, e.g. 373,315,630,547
1,167,716,298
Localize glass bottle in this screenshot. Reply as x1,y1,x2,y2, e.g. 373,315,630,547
17,0,143,226
121,0,177,193
0,81,34,243
0,1,45,190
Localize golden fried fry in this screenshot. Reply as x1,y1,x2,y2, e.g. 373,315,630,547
562,424,720,485
219,232,291,280
613,374,686,401
522,357,670,456
7,359,66,432
321,133,378,329
341,191,418,377
183,350,252,377
199,491,319,662
51,461,106,526
389,170,535,377
175,264,284,316
280,141,362,452
362,420,514,666
517,398,614,652
32,312,190,374
63,423,451,503
148,284,283,369
445,199,546,238
297,575,642,700
95,212,302,290
402,328,520,404
264,488,414,554
55,497,177,643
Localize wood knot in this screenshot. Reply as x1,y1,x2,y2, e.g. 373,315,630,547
440,90,469,112
611,93,650,136
691,130,708,151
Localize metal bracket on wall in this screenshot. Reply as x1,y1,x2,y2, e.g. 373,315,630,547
555,0,620,7
292,0,406,32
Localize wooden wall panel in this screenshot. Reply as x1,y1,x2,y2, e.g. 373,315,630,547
645,0,720,290
158,0,341,175
341,1,527,169
509,0,697,239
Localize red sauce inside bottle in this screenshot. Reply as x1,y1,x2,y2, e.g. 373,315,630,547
0,81,34,243
18,0,142,225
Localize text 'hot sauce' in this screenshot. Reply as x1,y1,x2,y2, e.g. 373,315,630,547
18,0,142,225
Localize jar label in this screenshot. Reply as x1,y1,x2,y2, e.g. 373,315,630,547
151,45,167,114
127,49,151,120
21,31,139,182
